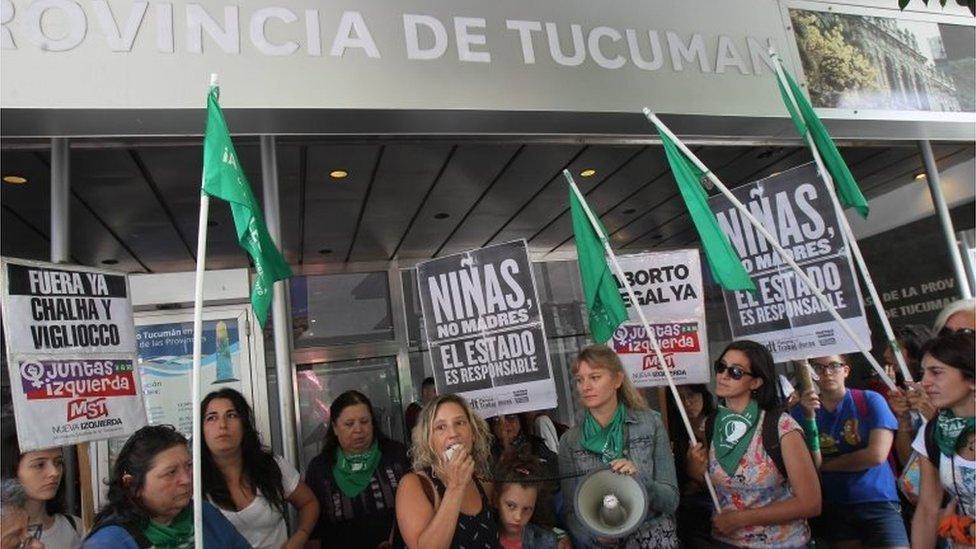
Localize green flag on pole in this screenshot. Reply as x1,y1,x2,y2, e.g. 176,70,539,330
655,127,756,292
569,186,628,345
775,65,870,218
203,86,293,326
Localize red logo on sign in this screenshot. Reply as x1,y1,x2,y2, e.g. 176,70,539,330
642,353,676,371
67,398,108,421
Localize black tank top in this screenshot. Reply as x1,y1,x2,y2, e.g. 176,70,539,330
426,468,499,549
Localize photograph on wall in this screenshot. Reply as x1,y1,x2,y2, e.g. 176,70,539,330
709,163,871,362
416,240,557,417
610,250,710,388
135,318,244,436
0,258,146,450
789,6,975,112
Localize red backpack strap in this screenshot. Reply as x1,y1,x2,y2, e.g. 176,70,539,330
850,389,869,421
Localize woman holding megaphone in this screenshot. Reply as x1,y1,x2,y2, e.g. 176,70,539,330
558,345,680,548
686,340,821,548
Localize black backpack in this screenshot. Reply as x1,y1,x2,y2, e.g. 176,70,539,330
704,408,788,479
923,418,943,472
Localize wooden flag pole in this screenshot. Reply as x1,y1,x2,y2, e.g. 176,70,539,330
644,111,896,391
566,171,722,511
768,47,912,386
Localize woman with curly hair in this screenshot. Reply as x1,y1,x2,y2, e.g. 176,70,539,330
395,393,497,549
201,388,319,549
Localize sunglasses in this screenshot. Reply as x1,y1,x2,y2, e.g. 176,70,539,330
714,361,757,381
811,361,846,374
938,327,976,338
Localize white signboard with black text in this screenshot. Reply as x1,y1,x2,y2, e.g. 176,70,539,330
709,163,871,361
416,240,557,417
610,250,710,387
0,257,146,451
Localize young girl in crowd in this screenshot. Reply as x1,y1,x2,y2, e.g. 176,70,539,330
201,388,319,549
911,330,975,549
688,340,820,548
559,345,679,548
494,454,569,549
667,384,717,548
1,422,84,548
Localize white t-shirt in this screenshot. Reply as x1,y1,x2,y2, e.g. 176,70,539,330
41,514,83,549
912,426,976,518
215,455,301,549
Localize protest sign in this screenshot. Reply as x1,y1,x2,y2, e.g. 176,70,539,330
709,163,871,361
417,240,556,416
610,250,710,387
1,258,146,450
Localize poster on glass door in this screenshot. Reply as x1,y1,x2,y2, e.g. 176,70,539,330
416,240,557,417
0,257,147,451
135,318,244,436
610,250,710,387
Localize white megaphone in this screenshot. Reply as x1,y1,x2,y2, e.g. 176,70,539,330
574,469,649,539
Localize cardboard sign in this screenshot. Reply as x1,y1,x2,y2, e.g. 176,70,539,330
709,163,871,361
1,258,146,450
416,240,557,416
610,250,710,387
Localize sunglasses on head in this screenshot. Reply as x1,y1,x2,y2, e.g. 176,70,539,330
938,327,976,338
714,361,757,380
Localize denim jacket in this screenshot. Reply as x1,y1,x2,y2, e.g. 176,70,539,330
557,407,679,547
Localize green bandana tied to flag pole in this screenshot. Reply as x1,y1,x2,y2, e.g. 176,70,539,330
569,185,628,344
774,63,870,218
203,86,293,326
654,128,755,292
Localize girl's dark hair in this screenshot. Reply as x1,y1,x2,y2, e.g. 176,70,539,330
720,340,781,412
0,420,66,516
319,390,387,468
93,425,187,528
494,452,554,528
666,384,715,442
200,388,285,514
895,324,934,382
921,330,975,379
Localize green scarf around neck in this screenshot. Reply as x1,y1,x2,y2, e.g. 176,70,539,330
713,400,760,476
333,440,381,498
934,409,976,458
143,506,194,548
581,403,626,463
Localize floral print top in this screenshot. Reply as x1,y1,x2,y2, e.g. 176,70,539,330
708,411,810,548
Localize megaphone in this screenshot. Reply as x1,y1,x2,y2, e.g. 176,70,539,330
574,469,649,539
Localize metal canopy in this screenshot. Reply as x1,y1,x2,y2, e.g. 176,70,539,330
1,138,972,274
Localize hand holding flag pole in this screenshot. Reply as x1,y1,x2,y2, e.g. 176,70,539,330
767,46,913,386
644,110,896,391
565,171,722,511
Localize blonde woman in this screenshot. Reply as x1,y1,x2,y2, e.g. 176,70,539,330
395,394,497,549
558,345,680,548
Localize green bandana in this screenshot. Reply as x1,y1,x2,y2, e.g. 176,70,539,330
713,401,760,476
333,440,381,498
143,506,194,548
934,409,976,458
581,403,626,463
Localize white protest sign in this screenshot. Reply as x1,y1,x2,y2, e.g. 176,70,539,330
709,163,872,361
609,250,710,387
1,258,146,450
416,240,557,417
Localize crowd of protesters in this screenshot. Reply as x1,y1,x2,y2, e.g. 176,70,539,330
1,299,973,549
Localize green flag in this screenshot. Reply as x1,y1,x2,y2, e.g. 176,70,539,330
775,65,870,218
569,186,628,344
203,86,293,326
655,127,756,292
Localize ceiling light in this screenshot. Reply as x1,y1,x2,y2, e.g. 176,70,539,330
579,169,597,177
434,212,450,220
914,172,927,181
318,248,332,255
622,208,637,215
3,175,27,185
101,259,119,265
329,170,348,179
